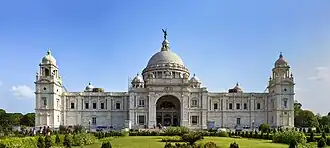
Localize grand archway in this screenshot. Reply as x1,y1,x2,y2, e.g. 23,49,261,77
156,95,181,126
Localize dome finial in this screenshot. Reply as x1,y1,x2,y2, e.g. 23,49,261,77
162,28,167,40
279,52,283,58
161,29,170,51
136,73,139,76
88,81,92,85
47,48,51,55
236,82,239,86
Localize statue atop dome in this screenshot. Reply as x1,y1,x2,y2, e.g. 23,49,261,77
162,28,167,40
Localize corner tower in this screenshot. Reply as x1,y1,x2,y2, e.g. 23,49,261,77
35,49,63,128
267,53,295,127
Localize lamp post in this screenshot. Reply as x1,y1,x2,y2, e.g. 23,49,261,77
88,120,91,132
252,120,255,132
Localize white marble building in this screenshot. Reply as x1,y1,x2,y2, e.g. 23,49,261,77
35,32,295,130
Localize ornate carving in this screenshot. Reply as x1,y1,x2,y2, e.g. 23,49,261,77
148,72,155,78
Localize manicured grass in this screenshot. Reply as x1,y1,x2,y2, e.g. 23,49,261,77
74,136,289,148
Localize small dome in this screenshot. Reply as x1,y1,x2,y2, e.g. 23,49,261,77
228,83,243,93
189,74,201,83
147,40,184,67
41,49,57,65
132,73,144,83
275,52,288,67
85,82,94,91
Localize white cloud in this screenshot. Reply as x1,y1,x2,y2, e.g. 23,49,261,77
11,85,34,99
309,67,330,81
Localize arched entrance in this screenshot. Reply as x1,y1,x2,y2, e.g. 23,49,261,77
156,95,181,126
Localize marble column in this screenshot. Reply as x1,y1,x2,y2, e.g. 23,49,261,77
148,94,156,128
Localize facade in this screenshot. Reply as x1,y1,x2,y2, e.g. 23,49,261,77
35,33,295,130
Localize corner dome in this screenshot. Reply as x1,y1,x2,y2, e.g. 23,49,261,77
132,73,144,83
228,83,243,93
189,74,201,83
85,82,94,92
147,40,184,67
275,52,288,67
41,49,56,65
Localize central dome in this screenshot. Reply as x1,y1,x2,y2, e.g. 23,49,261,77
147,39,184,67
147,50,184,67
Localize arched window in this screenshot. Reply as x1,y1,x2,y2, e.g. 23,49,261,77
45,68,50,76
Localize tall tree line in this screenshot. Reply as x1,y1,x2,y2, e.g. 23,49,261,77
0,109,35,132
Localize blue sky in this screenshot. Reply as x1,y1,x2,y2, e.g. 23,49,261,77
0,0,330,114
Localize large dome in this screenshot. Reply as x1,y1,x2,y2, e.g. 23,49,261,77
147,50,184,67
147,39,184,67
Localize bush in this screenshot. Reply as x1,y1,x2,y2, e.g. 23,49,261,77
288,139,297,148
229,142,239,148
37,136,45,148
326,137,330,146
203,141,217,148
309,132,315,142
318,138,326,148
63,134,72,148
45,135,52,148
259,123,270,133
0,137,37,148
71,133,97,146
180,132,203,145
165,127,190,136
101,141,112,148
272,130,306,144
215,131,228,137
161,136,183,142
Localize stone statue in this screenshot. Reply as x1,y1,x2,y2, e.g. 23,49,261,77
162,29,167,40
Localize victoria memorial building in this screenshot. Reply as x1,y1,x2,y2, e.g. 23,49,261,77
35,31,295,130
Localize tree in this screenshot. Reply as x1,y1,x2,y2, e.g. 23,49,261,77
7,113,23,126
20,113,35,127
294,110,319,128
259,123,270,133
55,134,61,145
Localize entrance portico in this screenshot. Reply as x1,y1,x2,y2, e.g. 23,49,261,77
155,95,181,126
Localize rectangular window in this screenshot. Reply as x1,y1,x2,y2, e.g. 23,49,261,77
138,99,145,107
85,103,89,109
101,103,105,109
244,103,247,109
191,100,198,107
70,103,75,109
229,103,233,109
92,117,96,125
116,103,121,109
191,116,198,125
57,115,60,122
213,103,218,110
236,103,240,109
93,103,97,109
42,97,47,106
236,118,241,125
284,100,287,108
257,103,261,110
56,99,59,108
138,115,145,125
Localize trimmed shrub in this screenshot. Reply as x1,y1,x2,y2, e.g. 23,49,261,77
318,138,326,148
309,131,315,142
101,141,112,148
288,139,297,148
55,134,61,145
203,141,217,148
229,142,239,148
272,130,306,144
44,135,52,148
63,134,72,148
216,131,228,137
37,136,45,148
180,132,203,145
0,137,37,148
165,126,190,136
161,136,183,142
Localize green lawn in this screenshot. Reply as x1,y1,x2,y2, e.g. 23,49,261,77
75,136,289,148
